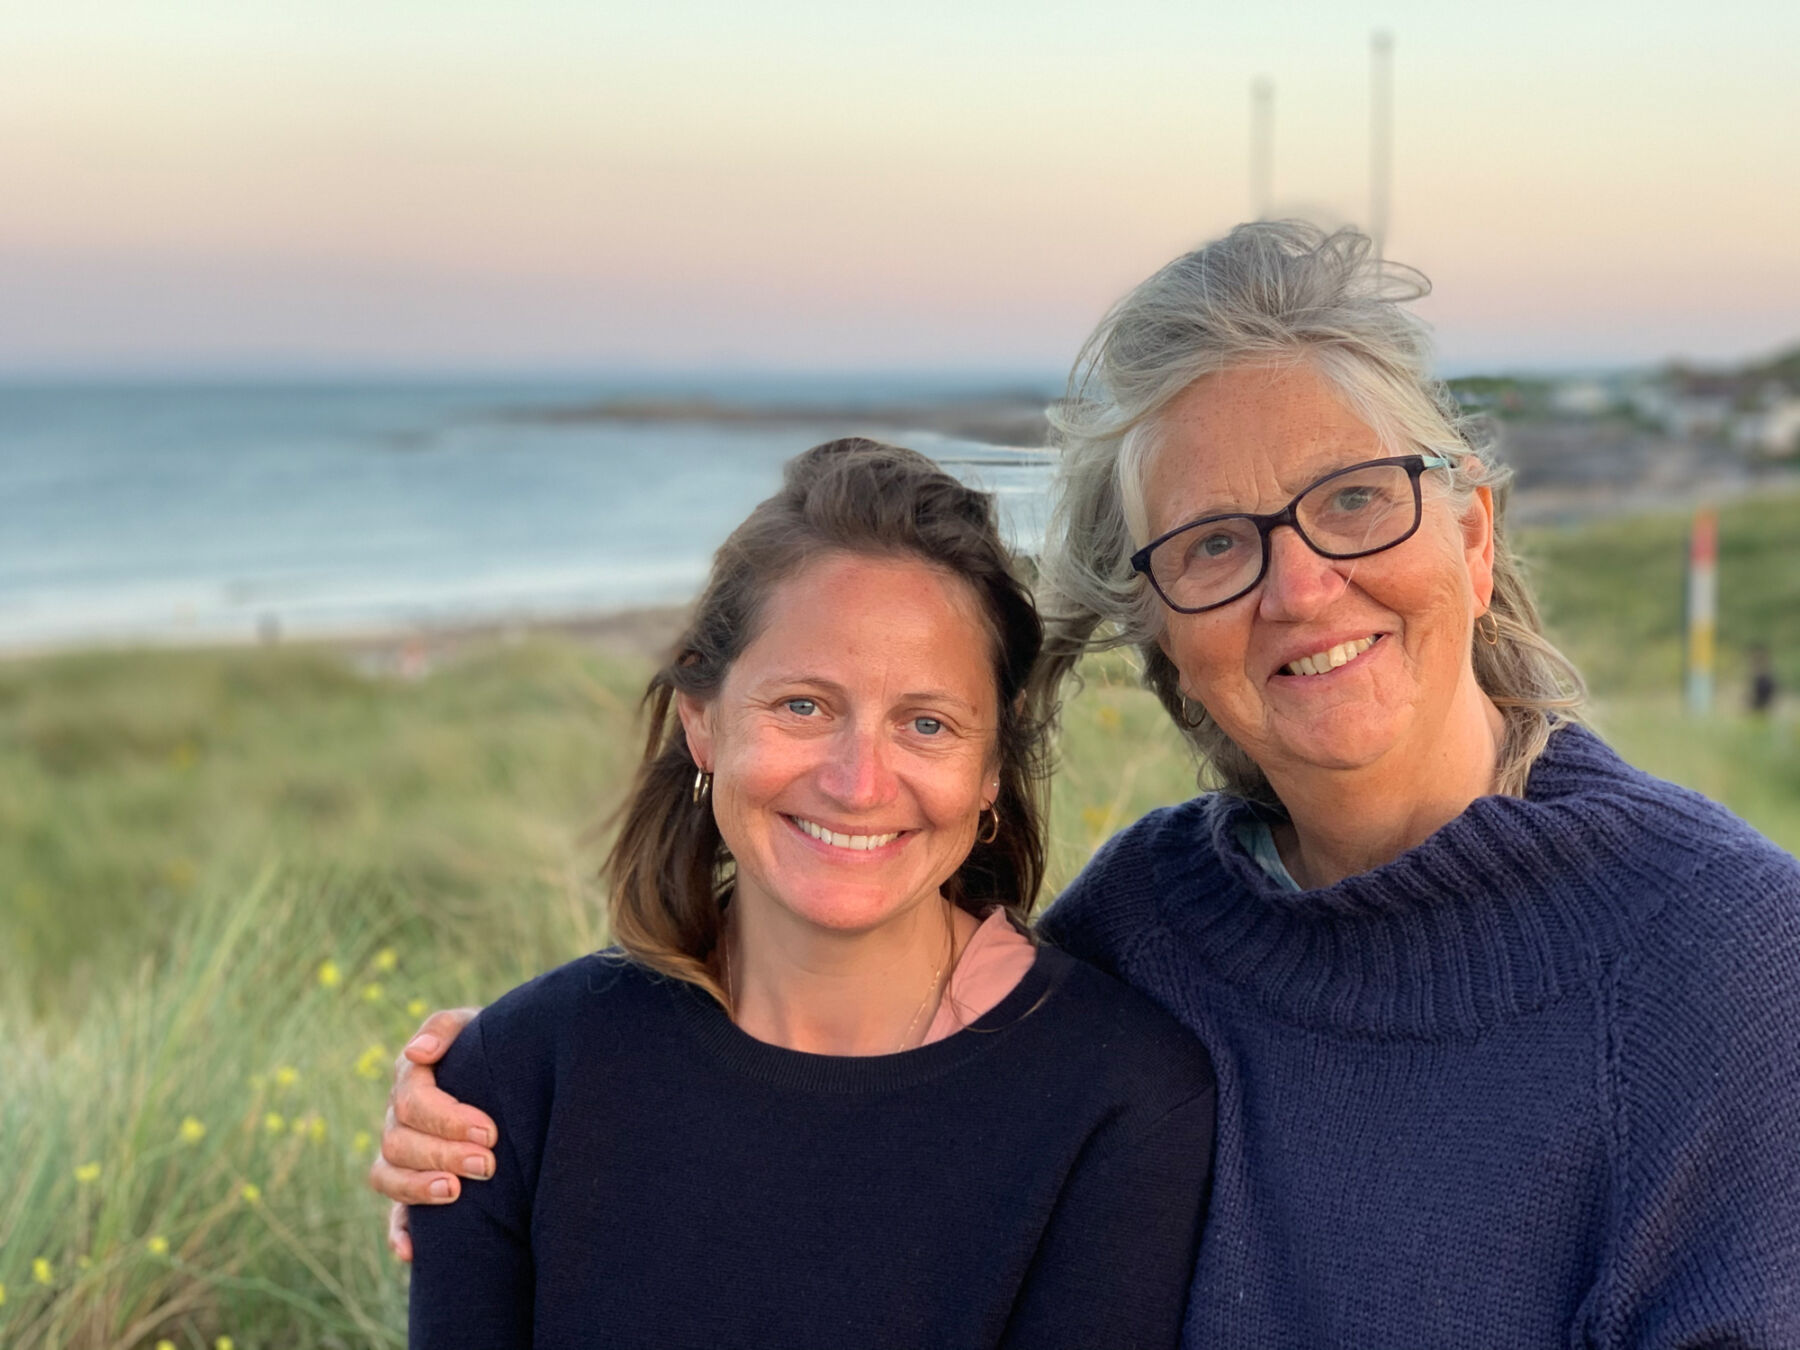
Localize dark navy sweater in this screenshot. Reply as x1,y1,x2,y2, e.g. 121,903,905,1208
409,944,1216,1349
1041,726,1800,1349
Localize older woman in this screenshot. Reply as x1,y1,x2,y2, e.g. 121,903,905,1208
405,439,1214,1349
382,225,1800,1348
1030,222,1800,1347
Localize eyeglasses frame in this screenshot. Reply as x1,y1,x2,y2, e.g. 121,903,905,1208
1129,453,1455,615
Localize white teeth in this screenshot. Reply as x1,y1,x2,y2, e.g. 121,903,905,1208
793,817,900,851
1283,635,1377,677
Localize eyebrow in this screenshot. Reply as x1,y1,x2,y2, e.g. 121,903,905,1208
1175,454,1391,521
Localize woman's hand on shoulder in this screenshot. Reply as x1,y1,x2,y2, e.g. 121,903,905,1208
366,1007,496,1261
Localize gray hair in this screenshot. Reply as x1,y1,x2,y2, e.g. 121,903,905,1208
1037,220,1584,803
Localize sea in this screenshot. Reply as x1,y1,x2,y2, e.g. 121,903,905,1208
0,376,1058,654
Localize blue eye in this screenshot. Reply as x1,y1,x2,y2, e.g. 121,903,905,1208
913,716,943,735
784,698,818,716
1197,532,1240,558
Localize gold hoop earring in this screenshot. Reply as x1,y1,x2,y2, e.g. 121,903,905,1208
1477,612,1500,646
691,768,713,803
977,802,1001,845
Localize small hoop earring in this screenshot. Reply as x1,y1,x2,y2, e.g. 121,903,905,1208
1477,612,1500,646
977,802,1001,845
691,768,713,803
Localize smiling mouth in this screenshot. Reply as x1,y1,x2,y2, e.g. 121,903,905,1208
788,816,905,852
1281,634,1382,677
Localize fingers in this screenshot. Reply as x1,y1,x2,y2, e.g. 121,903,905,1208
390,1054,499,1152
387,1201,415,1263
401,1006,480,1065
380,1113,495,1180
369,1147,461,1205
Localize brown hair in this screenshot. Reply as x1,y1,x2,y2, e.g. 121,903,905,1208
605,438,1050,1006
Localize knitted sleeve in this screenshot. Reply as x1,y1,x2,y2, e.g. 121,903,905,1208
1594,838,1800,1349
407,1014,536,1349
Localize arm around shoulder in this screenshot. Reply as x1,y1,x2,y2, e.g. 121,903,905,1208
407,1013,535,1349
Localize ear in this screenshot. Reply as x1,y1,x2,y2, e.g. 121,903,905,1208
675,690,714,771
1461,484,1497,614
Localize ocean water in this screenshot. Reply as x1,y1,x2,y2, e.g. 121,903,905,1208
0,378,1054,652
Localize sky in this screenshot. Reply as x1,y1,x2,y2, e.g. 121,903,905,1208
4,0,1798,377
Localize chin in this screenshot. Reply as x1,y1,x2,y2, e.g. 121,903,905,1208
1267,708,1409,775
777,884,922,935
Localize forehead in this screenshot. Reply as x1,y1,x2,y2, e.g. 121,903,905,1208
1146,364,1385,516
732,551,997,700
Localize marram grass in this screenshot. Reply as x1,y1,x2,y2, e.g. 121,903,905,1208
0,862,524,1348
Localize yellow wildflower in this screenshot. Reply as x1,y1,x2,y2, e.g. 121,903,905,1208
74,1160,101,1183
361,982,384,1003
147,1235,170,1256
1096,704,1123,731
217,1338,236,1350
240,1182,262,1204
354,1044,388,1080
179,1115,207,1144
407,997,429,1019
33,1257,51,1284
374,947,398,973
352,1130,372,1155
0,1281,6,1306
274,1065,300,1088
263,1112,285,1134
308,1115,329,1143
1081,805,1112,834
317,959,341,989
157,1340,177,1350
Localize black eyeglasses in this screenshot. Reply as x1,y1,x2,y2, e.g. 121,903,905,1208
1130,453,1454,614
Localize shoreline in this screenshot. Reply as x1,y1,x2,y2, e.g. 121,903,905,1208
0,603,696,673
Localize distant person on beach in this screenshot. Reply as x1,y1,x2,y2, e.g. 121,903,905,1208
379,222,1800,1348
403,440,1214,1349
1749,644,1778,715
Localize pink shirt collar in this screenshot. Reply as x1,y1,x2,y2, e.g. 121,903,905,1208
921,908,1038,1045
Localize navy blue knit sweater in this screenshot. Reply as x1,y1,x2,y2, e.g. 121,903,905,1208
408,944,1216,1350
1040,725,1800,1349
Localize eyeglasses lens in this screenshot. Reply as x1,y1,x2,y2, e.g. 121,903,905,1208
1148,516,1263,611
1296,462,1416,556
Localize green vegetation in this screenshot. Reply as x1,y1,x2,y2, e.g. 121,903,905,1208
1522,489,1800,698
5,490,1798,1345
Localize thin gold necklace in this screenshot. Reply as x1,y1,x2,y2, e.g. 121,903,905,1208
721,927,950,1054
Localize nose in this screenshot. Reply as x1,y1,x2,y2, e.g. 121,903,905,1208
816,720,900,810
1256,525,1349,621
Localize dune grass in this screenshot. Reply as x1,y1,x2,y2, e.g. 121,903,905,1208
6,490,1798,1345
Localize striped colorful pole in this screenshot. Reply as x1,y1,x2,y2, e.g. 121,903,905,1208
1686,506,1718,715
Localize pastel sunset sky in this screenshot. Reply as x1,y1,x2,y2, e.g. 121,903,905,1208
5,0,1796,376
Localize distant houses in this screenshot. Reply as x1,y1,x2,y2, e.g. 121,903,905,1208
1451,346,1800,460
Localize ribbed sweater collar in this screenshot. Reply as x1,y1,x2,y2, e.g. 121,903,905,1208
1145,726,1727,1040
